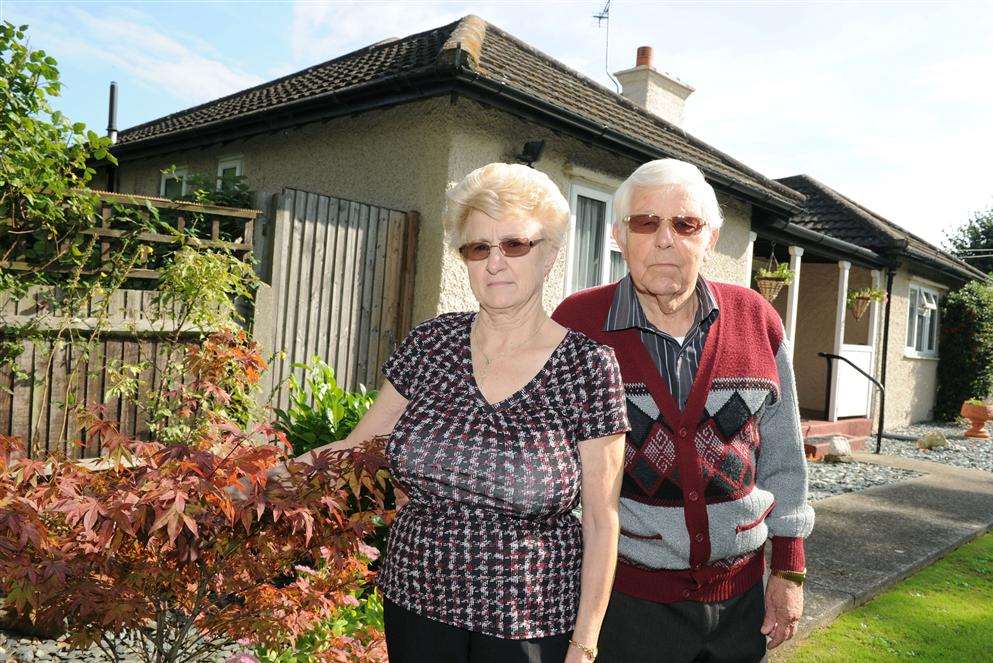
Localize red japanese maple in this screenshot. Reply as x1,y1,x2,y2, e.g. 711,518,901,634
0,331,391,663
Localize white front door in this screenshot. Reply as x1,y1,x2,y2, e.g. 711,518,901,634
833,344,874,418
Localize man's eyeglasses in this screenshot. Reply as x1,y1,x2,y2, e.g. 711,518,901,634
623,213,707,236
458,238,545,261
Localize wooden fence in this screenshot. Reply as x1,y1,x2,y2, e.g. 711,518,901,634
259,188,419,410
0,192,258,459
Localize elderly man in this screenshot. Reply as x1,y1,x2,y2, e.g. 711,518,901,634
552,158,814,662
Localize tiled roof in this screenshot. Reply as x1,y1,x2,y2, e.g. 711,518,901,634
777,175,985,281
116,27,451,144
115,15,800,210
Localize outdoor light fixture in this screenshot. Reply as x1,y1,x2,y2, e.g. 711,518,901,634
516,140,545,167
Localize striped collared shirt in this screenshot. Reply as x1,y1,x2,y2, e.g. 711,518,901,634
604,274,720,409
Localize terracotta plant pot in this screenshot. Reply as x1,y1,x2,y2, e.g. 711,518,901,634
960,401,993,439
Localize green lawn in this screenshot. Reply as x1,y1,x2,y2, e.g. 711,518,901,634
788,533,993,662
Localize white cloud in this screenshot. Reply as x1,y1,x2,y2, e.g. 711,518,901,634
16,5,263,106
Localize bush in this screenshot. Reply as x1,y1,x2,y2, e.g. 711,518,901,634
0,330,392,663
934,280,993,421
274,358,375,458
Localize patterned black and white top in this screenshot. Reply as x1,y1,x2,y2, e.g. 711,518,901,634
376,312,630,639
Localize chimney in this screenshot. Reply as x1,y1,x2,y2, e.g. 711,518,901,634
106,82,118,145
613,47,694,127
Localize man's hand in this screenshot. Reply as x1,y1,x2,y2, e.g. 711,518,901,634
762,574,804,649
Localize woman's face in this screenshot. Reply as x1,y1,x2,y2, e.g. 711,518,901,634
461,208,557,312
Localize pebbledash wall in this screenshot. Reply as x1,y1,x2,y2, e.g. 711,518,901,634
113,96,755,327
882,267,947,425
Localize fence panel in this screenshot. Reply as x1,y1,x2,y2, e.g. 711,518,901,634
262,188,419,410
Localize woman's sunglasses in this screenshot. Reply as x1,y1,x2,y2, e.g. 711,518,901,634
458,238,544,261
623,213,707,236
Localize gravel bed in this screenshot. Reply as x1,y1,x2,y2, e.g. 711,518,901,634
0,631,248,663
806,459,921,501
881,422,993,474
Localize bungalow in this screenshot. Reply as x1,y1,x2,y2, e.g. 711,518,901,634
99,15,981,441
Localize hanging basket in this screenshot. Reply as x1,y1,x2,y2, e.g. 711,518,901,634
753,248,793,303
755,276,786,303
850,296,872,321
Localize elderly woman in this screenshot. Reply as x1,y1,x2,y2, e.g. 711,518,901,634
553,158,815,663
294,163,629,663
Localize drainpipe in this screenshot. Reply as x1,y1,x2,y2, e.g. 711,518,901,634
875,268,896,452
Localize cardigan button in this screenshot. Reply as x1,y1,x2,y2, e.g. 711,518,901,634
682,590,691,599
688,491,699,502
695,533,705,543
679,427,688,437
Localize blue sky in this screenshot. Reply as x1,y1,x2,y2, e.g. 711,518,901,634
4,0,992,247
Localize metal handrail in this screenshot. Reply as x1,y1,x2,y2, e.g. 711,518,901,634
818,352,885,453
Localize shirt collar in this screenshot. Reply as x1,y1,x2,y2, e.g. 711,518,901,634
603,273,719,333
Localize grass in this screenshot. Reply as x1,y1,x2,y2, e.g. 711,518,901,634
788,533,993,662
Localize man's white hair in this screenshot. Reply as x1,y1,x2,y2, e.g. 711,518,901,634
612,159,724,233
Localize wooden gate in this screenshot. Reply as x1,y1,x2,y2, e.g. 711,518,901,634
259,188,419,410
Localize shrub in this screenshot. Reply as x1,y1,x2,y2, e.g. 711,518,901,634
0,330,391,663
935,280,993,421
274,358,375,458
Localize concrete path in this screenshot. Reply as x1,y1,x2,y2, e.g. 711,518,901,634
771,451,993,661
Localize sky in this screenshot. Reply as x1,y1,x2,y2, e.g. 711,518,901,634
3,0,992,248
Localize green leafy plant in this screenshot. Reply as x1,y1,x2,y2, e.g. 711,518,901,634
846,286,887,308
274,358,376,458
935,281,993,420
755,263,795,284
254,589,386,663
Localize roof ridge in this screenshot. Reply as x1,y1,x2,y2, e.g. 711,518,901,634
439,15,486,69
479,18,803,203
118,19,462,139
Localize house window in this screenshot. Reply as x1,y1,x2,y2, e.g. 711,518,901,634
216,156,244,191
159,167,188,198
566,183,624,293
906,284,940,356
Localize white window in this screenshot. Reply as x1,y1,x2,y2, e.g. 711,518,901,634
216,156,244,191
906,283,940,357
159,167,188,198
565,183,626,294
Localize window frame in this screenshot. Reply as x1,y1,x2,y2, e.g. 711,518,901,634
216,155,244,191
905,282,941,359
159,166,188,198
564,182,620,295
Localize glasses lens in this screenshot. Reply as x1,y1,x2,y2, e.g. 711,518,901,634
460,242,491,261
627,214,661,234
671,216,705,236
500,238,533,257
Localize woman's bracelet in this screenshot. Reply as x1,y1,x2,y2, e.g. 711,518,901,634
568,638,598,661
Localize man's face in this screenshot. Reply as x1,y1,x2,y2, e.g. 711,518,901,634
613,184,720,298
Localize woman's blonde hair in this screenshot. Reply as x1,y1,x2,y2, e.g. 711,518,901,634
443,163,570,252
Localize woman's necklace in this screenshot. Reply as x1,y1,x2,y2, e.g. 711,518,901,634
471,315,548,372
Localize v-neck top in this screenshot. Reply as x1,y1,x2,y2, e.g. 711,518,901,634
376,312,630,639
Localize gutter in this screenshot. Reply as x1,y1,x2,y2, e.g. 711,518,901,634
754,216,892,267
901,246,989,284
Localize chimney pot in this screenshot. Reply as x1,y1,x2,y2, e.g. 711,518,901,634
636,46,653,68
